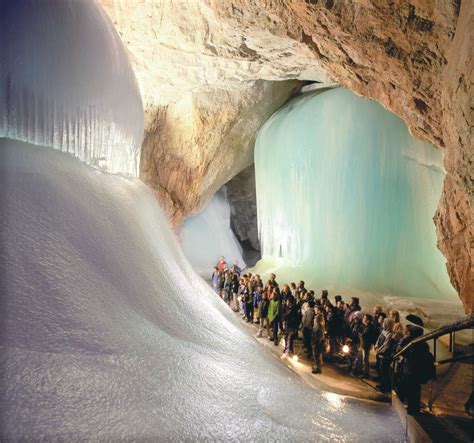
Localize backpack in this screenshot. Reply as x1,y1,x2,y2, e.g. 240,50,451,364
414,346,436,384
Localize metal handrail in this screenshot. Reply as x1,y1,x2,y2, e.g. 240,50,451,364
392,315,474,360
435,353,474,366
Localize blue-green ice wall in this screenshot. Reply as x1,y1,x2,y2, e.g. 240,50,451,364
254,88,456,300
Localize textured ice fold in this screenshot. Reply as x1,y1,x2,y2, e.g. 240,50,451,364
0,139,404,440
0,0,143,175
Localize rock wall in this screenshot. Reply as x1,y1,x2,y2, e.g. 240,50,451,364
226,165,260,251
435,0,473,314
100,0,472,312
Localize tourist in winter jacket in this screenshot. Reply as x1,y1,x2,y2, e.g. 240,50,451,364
324,304,340,357
231,274,240,312
268,291,280,345
302,300,315,357
282,297,299,356
394,325,431,415
355,314,375,378
374,318,397,392
223,271,232,304
244,283,254,323
257,292,270,337
312,314,326,374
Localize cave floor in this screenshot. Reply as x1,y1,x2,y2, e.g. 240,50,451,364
235,309,389,403
233,308,473,442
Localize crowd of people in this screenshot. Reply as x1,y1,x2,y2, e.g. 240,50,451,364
212,257,435,415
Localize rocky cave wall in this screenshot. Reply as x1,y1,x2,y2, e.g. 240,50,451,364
100,0,472,313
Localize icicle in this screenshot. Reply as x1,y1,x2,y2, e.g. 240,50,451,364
0,0,143,175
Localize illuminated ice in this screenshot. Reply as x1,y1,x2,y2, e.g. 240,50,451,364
0,0,143,175
0,139,403,440
181,187,246,275
0,2,403,439
254,88,456,301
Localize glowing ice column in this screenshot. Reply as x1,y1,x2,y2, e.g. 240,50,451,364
181,187,245,276
0,0,143,175
254,88,456,300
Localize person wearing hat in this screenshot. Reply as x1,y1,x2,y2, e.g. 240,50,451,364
394,324,433,414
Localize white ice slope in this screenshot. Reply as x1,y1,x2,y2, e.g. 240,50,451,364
0,139,403,440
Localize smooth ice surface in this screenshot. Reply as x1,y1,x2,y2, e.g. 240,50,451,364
254,88,456,301
181,187,246,275
0,139,404,440
0,0,143,175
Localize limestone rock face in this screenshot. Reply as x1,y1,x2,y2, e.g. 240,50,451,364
435,0,473,314
139,80,301,225
226,165,260,251
100,0,472,312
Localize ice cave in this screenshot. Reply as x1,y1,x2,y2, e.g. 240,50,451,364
1,0,472,441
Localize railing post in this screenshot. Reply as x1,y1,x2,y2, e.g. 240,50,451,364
429,378,434,411
449,331,453,353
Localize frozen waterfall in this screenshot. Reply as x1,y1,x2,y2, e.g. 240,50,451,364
253,88,456,301
181,187,246,276
0,0,143,175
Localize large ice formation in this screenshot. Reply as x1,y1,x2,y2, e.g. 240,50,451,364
0,0,143,175
0,2,403,439
0,139,403,439
181,187,246,276
254,88,456,301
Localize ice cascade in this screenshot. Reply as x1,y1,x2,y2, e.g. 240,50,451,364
0,3,404,439
181,187,246,276
0,0,143,175
254,88,456,300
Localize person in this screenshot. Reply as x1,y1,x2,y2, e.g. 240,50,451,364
374,318,397,392
238,278,246,319
231,274,240,312
312,313,325,374
280,284,292,301
321,289,329,303
257,292,270,338
244,282,254,323
216,256,227,273
231,261,241,277
223,270,232,304
345,297,361,321
302,300,315,357
211,267,219,294
268,290,280,346
373,305,385,326
265,273,278,290
217,271,225,299
290,282,297,298
356,314,375,378
394,324,434,415
349,311,363,373
253,285,262,323
390,310,403,336
324,304,339,358
373,311,387,339
296,280,306,301
282,297,299,356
